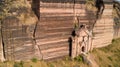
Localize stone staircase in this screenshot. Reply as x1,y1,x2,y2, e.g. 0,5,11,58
82,53,99,67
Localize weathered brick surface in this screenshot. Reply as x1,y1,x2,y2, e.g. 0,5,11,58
1,16,36,61
0,0,115,61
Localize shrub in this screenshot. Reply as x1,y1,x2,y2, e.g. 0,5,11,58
49,63,54,67
64,56,71,61
19,61,24,67
112,39,115,43
107,56,112,61
31,58,38,63
14,62,22,67
74,55,83,62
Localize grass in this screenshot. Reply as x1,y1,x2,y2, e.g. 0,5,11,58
0,56,88,67
91,38,120,67
0,38,120,67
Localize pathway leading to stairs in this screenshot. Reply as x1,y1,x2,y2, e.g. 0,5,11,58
82,53,99,67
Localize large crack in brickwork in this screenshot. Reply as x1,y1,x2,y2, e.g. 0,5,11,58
31,0,43,59
0,20,5,61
